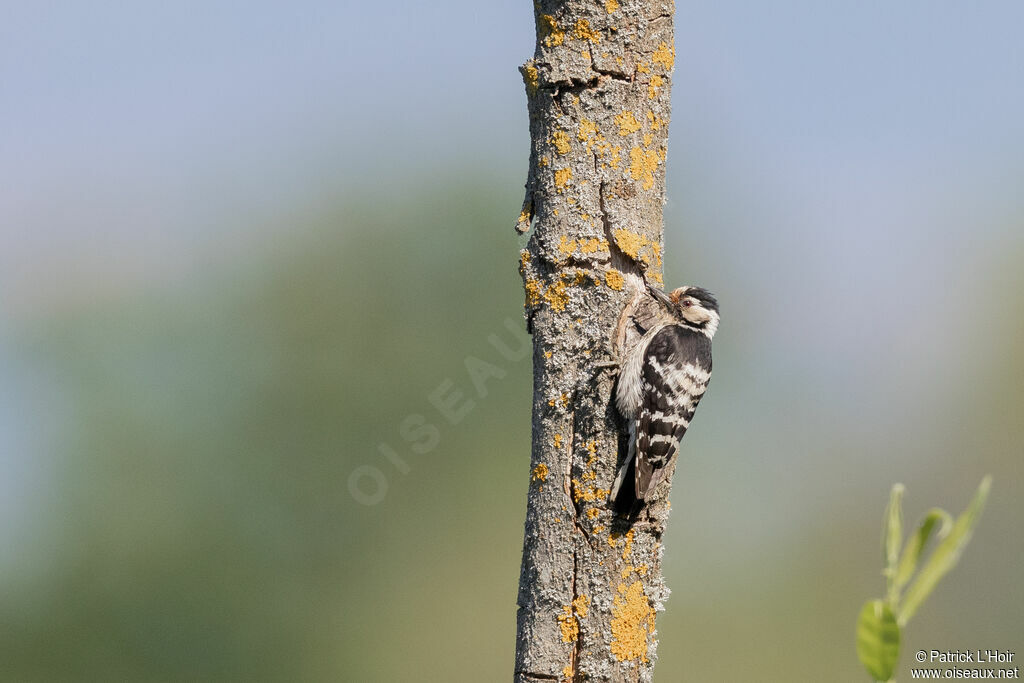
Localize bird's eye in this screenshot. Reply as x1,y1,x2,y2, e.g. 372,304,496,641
681,300,692,308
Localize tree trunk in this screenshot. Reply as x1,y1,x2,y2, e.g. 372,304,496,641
513,2,676,682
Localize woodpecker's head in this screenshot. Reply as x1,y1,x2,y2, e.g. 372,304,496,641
649,284,720,338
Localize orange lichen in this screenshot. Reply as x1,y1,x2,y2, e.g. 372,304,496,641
579,237,608,253
621,563,650,578
531,463,550,481
557,594,591,644
524,278,543,306
621,529,635,559
610,581,656,662
586,508,600,519
577,118,598,145
539,156,549,167
544,279,569,311
652,41,675,70
572,480,610,503
547,393,569,408
553,434,564,449
554,167,572,191
612,229,646,259
614,110,641,136
522,63,539,96
606,144,622,168
540,15,565,47
551,130,571,155
629,146,659,190
574,18,600,43
648,73,663,99
649,242,663,266
642,132,653,147
557,605,578,642
606,0,619,12
558,235,578,255
562,665,573,679
606,270,625,290
572,594,590,618
636,61,650,75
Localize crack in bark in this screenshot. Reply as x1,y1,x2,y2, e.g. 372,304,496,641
564,402,594,547
591,65,634,82
569,550,583,682
515,672,561,681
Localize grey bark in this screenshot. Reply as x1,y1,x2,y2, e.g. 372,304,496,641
513,1,677,682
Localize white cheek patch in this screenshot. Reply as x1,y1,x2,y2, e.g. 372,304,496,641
682,305,712,325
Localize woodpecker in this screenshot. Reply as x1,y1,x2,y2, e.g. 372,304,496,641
609,284,719,514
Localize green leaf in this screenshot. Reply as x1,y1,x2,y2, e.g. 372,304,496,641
856,599,901,682
898,476,992,626
894,508,953,591
882,483,904,599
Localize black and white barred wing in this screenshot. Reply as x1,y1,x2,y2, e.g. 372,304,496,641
634,326,712,501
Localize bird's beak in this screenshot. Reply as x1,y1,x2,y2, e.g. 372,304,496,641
647,283,673,308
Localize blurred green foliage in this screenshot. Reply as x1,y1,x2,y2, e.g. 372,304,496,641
1,175,1021,682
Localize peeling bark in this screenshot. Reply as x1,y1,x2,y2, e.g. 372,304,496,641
514,2,678,681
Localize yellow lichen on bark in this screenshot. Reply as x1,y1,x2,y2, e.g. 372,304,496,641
556,593,590,643
648,74,663,99
524,278,543,306
531,463,549,481
551,130,571,155
577,118,598,144
605,0,619,13
608,145,622,168
554,167,573,191
544,278,569,311
652,41,675,70
572,480,610,503
612,229,646,259
522,63,540,96
540,15,565,47
605,269,625,290
629,146,659,190
553,434,563,449
574,19,601,43
621,528,635,559
557,605,579,643
614,110,641,136
610,581,656,662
